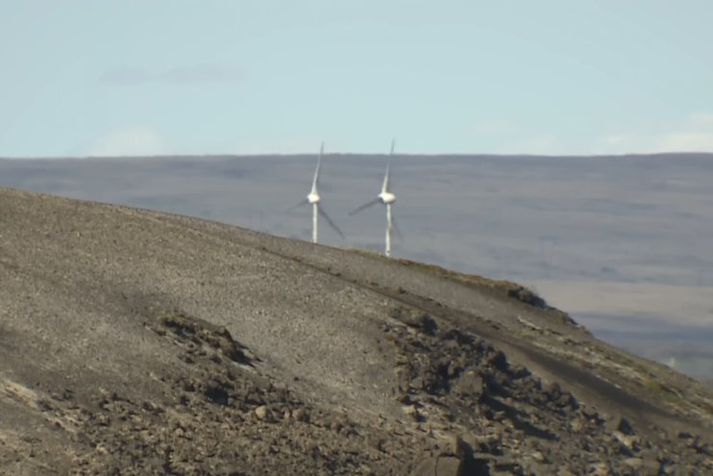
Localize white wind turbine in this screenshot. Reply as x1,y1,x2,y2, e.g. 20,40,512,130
350,139,401,257
289,142,344,244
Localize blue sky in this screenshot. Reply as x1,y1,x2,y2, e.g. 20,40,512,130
1,0,712,157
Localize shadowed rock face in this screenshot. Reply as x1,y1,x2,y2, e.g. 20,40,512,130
1,187,712,475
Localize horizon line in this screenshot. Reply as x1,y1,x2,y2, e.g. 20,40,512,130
1,151,713,161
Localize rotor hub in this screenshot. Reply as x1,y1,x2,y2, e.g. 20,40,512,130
379,192,396,204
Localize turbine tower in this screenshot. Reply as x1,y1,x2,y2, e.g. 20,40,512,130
350,140,399,257
290,142,344,244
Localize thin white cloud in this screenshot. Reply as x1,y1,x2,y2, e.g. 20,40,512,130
471,113,713,155
655,112,713,152
689,112,713,127
656,131,713,152
601,113,713,154
87,127,168,157
99,64,243,86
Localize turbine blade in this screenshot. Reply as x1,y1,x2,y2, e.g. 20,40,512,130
286,198,308,213
318,206,345,239
382,164,390,193
349,198,380,216
311,142,323,194
382,140,394,193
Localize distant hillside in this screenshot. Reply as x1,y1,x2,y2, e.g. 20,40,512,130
1,187,712,475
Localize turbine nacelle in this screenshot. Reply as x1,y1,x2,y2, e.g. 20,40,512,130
307,192,320,204
378,191,396,205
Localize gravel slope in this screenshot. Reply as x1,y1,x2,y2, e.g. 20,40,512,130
1,187,712,475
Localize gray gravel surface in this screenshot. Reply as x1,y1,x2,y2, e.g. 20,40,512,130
1,187,712,475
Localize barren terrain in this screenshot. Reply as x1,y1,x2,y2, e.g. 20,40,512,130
1,188,712,475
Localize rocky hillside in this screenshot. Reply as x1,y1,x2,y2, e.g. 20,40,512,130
1,187,712,475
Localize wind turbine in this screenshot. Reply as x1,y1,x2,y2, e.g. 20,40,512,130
289,142,344,244
350,139,401,257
